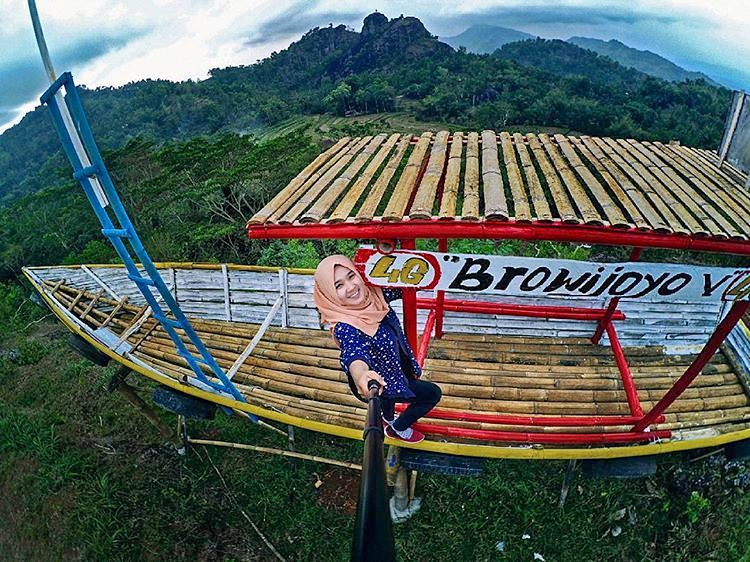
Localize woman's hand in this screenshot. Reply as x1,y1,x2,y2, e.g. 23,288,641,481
350,360,385,396
357,370,386,396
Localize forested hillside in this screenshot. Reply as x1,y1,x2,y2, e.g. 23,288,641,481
0,12,731,208
567,37,718,85
0,132,332,279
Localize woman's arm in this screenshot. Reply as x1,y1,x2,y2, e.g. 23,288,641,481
348,360,386,396
334,323,385,396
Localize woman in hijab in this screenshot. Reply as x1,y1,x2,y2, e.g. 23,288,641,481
313,255,441,444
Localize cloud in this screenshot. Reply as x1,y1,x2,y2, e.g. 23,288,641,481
2,0,750,133
424,3,686,37
0,0,158,131
1,32,143,108
476,4,679,26
0,108,18,128
245,2,364,46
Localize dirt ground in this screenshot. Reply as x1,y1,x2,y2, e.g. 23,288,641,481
314,467,360,516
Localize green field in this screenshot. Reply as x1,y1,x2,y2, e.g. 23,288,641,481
1,288,749,561
255,112,576,142
1,122,747,561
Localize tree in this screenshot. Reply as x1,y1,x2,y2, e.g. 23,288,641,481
323,82,352,115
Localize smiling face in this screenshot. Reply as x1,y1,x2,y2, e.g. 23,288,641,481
333,264,366,307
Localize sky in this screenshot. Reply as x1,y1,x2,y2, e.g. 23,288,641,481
2,0,750,134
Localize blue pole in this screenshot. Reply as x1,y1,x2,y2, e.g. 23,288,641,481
38,70,255,416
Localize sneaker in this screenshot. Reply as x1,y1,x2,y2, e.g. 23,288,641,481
382,414,398,427
385,424,425,444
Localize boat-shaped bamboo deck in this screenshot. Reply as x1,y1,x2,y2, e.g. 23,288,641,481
24,263,750,459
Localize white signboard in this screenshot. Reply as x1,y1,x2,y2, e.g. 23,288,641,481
355,247,750,302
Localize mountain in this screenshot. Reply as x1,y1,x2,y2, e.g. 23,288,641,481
0,12,731,209
496,38,644,87
567,37,720,86
444,28,724,88
441,25,534,54
214,13,452,88
0,13,451,207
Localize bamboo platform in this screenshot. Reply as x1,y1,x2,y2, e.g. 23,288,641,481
29,275,750,454
248,132,750,245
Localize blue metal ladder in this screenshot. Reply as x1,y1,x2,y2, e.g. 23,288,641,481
41,72,255,419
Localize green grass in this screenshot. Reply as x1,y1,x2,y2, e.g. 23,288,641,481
1,312,750,560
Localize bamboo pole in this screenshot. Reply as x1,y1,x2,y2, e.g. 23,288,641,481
57,285,744,399
188,438,363,470
131,349,750,435
329,133,401,223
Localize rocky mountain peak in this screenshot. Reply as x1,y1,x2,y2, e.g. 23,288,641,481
362,11,388,36
346,13,451,72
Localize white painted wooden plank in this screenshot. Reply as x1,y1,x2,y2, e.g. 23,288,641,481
175,289,227,303
170,268,177,300
279,268,289,329
221,264,232,321
227,296,284,380
221,292,317,309
179,305,227,318
727,324,750,373
229,271,314,291
31,265,733,354
230,304,320,325
81,265,122,300
93,267,175,306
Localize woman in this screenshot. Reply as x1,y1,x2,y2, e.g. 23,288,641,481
313,255,441,444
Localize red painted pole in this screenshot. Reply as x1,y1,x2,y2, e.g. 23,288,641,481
400,239,419,353
394,405,664,426
607,323,644,416
416,298,625,321
247,220,750,257
434,238,448,339
410,422,671,445
416,309,436,367
592,247,643,344
632,300,750,432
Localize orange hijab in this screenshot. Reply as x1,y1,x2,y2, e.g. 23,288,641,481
313,255,389,337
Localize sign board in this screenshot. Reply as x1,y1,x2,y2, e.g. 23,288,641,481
719,90,750,179
355,247,750,303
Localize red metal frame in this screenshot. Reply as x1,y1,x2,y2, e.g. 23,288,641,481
247,216,750,445
592,247,643,344
400,239,419,352
408,290,647,438
632,300,750,432
416,309,436,366
417,297,626,321
369,239,744,443
607,323,644,417
434,238,448,338
247,219,750,257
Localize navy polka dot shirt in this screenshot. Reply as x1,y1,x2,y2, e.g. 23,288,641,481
333,289,421,401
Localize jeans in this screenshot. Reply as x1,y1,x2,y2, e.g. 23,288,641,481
381,378,441,432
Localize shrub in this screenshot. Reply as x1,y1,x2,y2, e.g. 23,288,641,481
258,240,321,269
16,339,49,366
